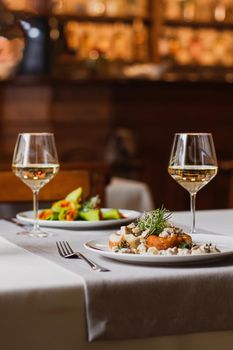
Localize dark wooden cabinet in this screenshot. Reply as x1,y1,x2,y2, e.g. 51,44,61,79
0,77,232,211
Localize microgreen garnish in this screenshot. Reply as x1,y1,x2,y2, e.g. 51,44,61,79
137,207,172,235
179,242,192,249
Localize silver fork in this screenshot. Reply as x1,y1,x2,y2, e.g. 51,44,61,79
56,241,110,272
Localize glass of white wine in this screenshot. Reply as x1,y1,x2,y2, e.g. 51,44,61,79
168,133,218,234
12,133,60,237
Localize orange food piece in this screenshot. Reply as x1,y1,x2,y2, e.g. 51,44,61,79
65,209,77,221
38,209,53,220
146,233,192,251
60,200,71,208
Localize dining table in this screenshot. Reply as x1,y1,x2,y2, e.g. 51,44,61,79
1,209,233,350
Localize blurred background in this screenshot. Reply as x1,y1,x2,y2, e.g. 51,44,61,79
0,0,233,211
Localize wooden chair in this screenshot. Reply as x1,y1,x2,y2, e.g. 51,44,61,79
0,162,110,217
0,170,92,202
0,168,108,217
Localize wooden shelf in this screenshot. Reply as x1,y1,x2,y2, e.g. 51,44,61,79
164,19,233,31
11,10,35,19
170,63,233,70
55,14,151,25
11,10,151,25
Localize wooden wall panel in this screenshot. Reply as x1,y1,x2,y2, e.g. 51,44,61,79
111,82,233,210
0,85,52,164
0,79,232,210
51,84,113,162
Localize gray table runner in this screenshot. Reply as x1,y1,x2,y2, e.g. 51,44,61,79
1,220,233,342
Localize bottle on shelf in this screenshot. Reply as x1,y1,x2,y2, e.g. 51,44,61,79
225,0,233,22
213,0,227,22
87,0,106,16
163,0,233,23
182,0,196,22
105,0,123,16
126,0,148,17
53,0,88,15
195,0,213,22
64,20,149,63
132,18,149,61
159,25,233,67
163,0,182,20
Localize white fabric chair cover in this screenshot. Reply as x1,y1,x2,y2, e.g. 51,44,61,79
105,177,154,212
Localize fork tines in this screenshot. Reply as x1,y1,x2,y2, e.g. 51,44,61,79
56,241,71,257
56,240,110,272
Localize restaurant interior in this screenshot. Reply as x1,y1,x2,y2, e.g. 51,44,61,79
1,1,233,350
1,0,233,211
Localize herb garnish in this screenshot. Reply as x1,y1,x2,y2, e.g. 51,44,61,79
137,207,172,236
81,195,101,211
179,242,192,249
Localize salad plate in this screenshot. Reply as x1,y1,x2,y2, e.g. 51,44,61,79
84,233,233,265
16,209,141,229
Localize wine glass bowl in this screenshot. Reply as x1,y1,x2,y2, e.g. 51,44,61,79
168,133,218,234
12,133,59,237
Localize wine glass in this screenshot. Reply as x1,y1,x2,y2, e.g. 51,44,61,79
12,133,59,237
168,133,218,234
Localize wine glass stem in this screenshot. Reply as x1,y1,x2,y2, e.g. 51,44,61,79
33,189,40,232
190,192,196,234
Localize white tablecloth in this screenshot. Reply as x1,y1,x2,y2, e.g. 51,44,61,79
0,235,84,350
1,210,233,350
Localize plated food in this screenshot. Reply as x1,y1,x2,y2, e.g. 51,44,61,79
108,208,221,256
16,186,141,228
16,209,141,229
38,187,123,222
85,207,233,265
85,233,232,265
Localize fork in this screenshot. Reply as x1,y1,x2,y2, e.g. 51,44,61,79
56,241,110,272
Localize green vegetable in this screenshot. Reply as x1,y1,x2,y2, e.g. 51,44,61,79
137,207,172,236
79,209,100,221
65,187,83,203
40,186,123,222
58,208,79,221
102,209,121,220
52,200,78,213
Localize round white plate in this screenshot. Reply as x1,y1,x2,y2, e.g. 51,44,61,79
16,209,141,229
84,233,233,265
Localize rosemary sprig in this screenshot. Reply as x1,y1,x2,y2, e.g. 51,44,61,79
137,207,172,235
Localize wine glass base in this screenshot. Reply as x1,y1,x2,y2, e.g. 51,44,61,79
17,228,49,238
189,229,196,234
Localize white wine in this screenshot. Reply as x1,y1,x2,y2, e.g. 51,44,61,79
168,165,218,194
12,164,60,191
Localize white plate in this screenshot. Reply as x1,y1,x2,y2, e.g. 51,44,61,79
84,233,233,265
16,209,141,229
